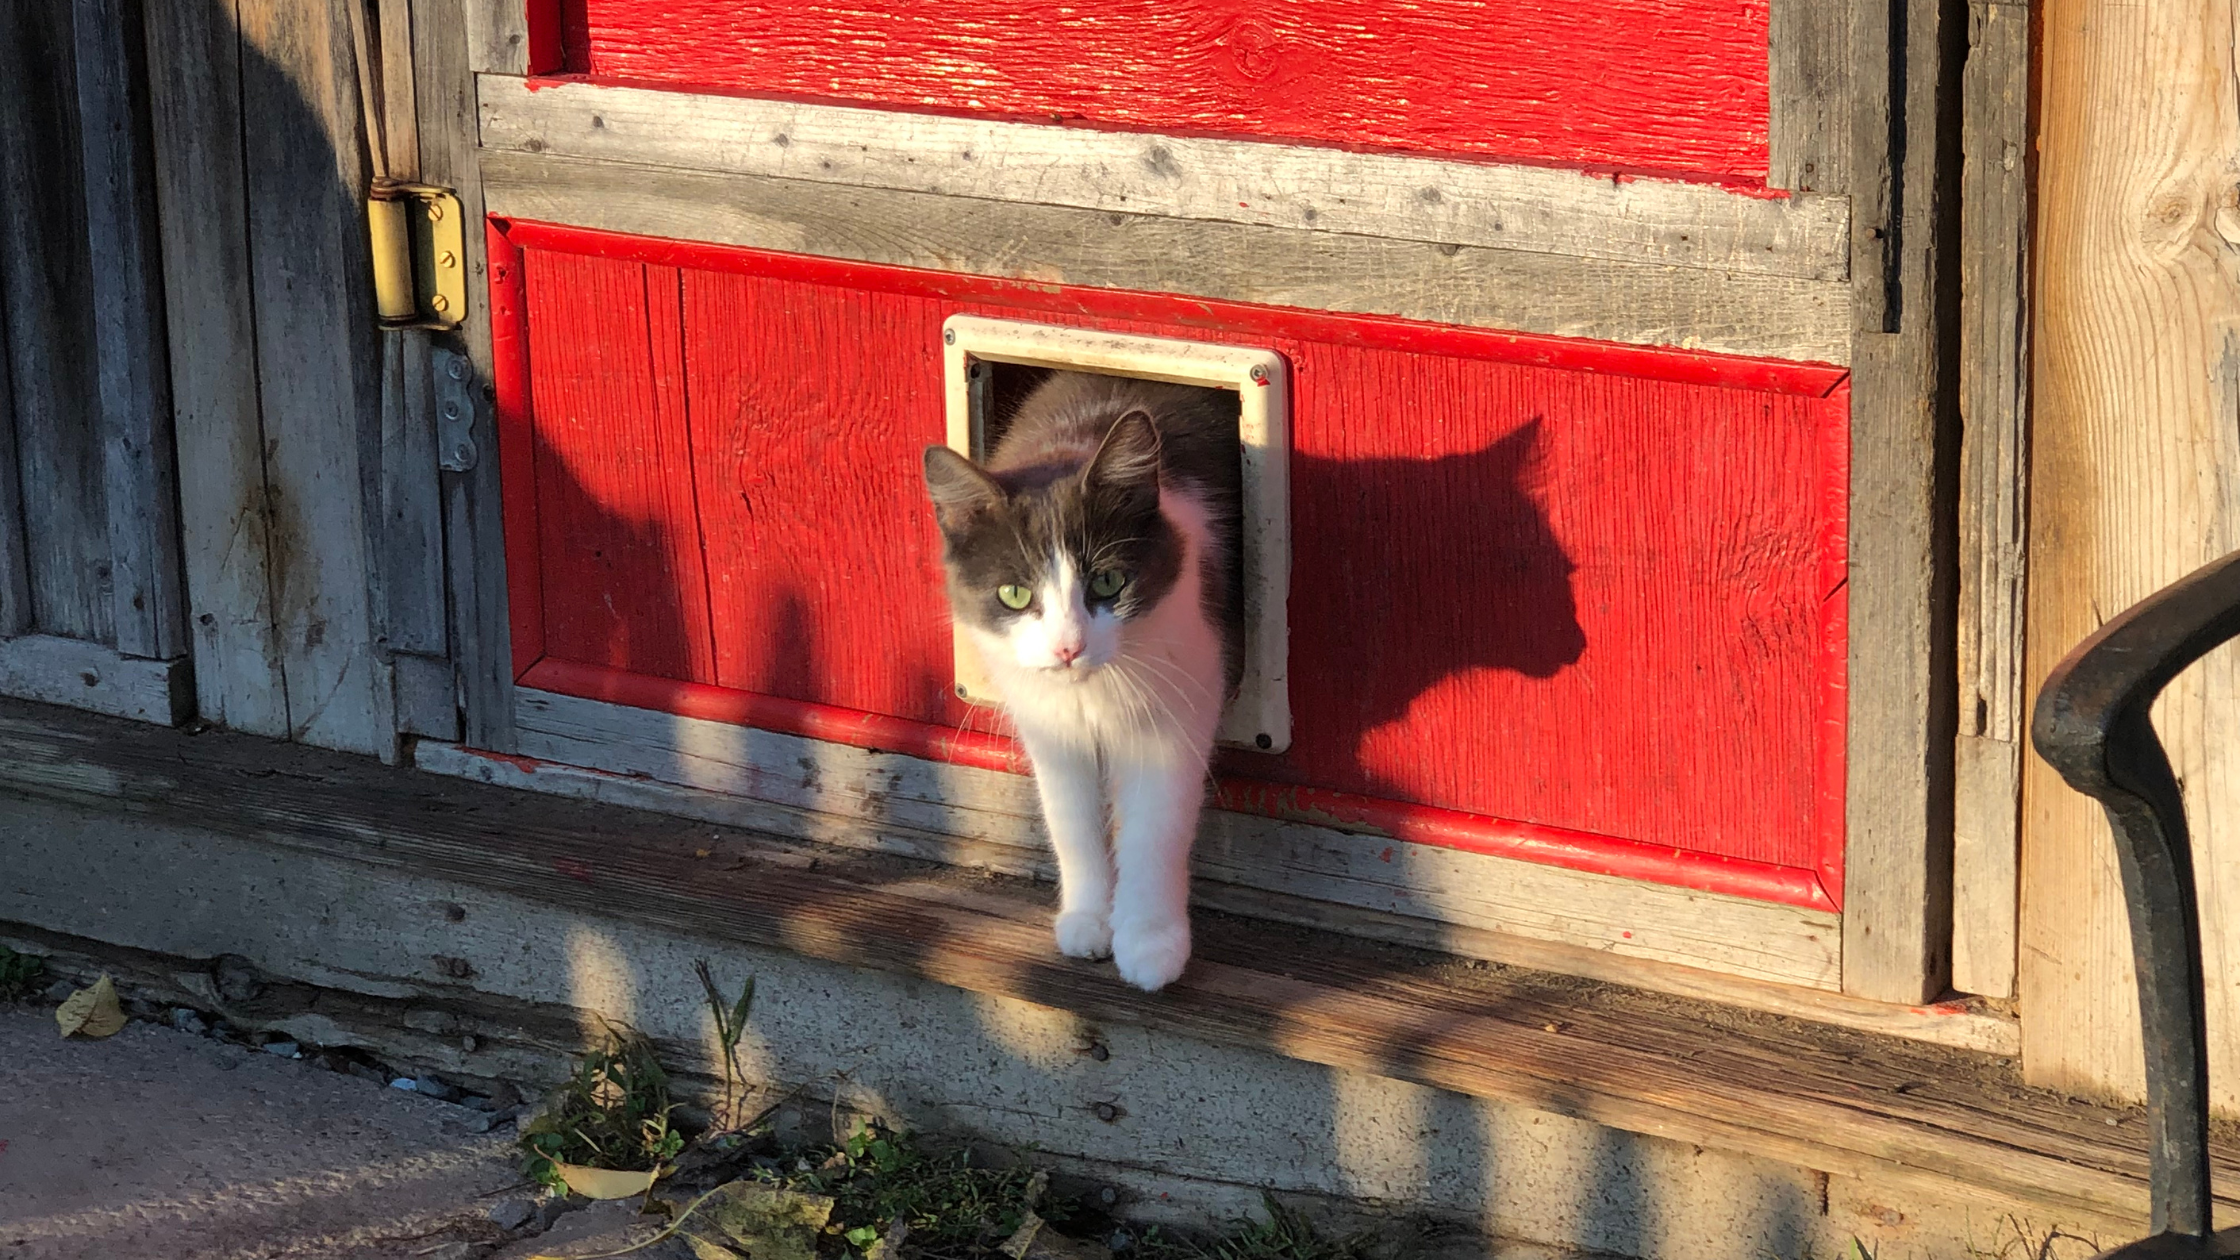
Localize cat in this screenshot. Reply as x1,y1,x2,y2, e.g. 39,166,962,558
922,370,1243,992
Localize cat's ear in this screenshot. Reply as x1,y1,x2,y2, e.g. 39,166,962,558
1085,410,1161,490
923,445,1003,528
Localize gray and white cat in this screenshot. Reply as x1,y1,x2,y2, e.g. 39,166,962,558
923,371,1243,992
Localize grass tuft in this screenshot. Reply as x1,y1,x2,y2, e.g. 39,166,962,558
519,1023,687,1192
1138,1198,1373,1260
767,1121,1070,1260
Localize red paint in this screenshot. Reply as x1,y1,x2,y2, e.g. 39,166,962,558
524,0,565,74
523,658,1026,774
540,0,1771,184
494,221,1846,395
466,747,545,775
490,218,1849,909
488,223,543,674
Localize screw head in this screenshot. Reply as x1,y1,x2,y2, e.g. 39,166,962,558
943,328,956,345
1249,364,1268,383
437,250,458,268
447,357,469,381
453,442,474,463
442,400,463,421
425,200,445,221
429,293,452,313
1255,732,1272,749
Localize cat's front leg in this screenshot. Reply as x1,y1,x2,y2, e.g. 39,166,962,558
1107,753,1209,991
1018,730,1113,960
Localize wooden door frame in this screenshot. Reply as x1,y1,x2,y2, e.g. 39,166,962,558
413,0,1990,1010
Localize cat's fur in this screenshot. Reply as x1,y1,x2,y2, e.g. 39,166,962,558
923,371,1242,992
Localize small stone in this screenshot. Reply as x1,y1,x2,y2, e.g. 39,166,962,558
487,1198,537,1231
414,1244,479,1260
125,997,164,1021
415,1075,464,1102
391,1077,418,1091
260,1039,300,1058
342,1059,387,1084
212,954,264,1003
169,1008,210,1036
485,1080,523,1110
1108,1231,1134,1252
534,1193,583,1231
1099,1188,1117,1206
43,981,74,1004
452,1110,498,1134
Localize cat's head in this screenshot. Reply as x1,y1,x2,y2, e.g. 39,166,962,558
922,412,1179,678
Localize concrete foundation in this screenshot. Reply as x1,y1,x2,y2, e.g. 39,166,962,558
0,792,2119,1260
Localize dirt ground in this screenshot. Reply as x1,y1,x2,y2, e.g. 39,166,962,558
0,1007,659,1259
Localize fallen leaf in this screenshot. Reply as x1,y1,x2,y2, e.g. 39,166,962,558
555,1162,661,1200
684,1236,747,1260
1001,1210,1046,1260
695,1181,834,1260
55,975,126,1039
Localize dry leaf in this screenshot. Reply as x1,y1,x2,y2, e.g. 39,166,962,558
684,1235,747,1260
697,1181,834,1260
555,1162,661,1200
1000,1210,1045,1260
55,975,126,1039
864,1218,910,1260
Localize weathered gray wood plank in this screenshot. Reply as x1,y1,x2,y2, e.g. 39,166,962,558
479,75,1852,283
0,632,191,724
0,2,111,646
415,0,516,753
144,0,290,735
1769,0,1854,194
480,151,1857,366
237,0,390,755
1843,0,1964,1004
463,0,529,74
0,320,32,638
74,0,188,663
1949,0,2032,1001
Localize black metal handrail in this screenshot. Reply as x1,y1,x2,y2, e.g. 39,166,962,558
2032,549,2240,1255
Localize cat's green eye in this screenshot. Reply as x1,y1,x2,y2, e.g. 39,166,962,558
1090,569,1128,599
997,584,1033,611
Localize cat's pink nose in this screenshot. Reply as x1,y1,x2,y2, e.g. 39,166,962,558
1054,644,1082,666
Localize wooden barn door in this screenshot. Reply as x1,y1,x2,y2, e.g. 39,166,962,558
0,1,191,726
403,0,2007,1008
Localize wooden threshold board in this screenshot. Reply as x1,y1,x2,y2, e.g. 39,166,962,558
0,697,2211,1227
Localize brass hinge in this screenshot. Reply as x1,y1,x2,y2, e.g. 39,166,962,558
367,178,466,331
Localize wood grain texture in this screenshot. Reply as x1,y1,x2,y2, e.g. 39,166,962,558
0,1,112,646
523,254,715,681
0,698,2221,1230
1841,0,1965,1004
479,152,1856,365
421,729,2036,1052
144,0,290,736
377,335,449,663
414,0,518,753
498,687,1844,989
558,0,1774,182
0,323,30,638
465,0,529,73
1950,0,2033,1001
2022,0,2240,1107
0,635,191,724
498,235,1850,879
237,0,389,755
477,76,1848,283
74,0,187,663
1768,0,1853,194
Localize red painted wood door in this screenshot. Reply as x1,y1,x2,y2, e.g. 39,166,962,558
488,0,1848,914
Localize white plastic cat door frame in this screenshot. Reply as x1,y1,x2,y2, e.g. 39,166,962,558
940,314,1293,754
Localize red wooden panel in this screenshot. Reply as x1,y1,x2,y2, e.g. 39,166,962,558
522,252,718,682
545,0,1773,184
491,220,1848,907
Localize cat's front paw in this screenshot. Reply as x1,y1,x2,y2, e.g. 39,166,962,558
1112,917,1191,992
1054,909,1114,960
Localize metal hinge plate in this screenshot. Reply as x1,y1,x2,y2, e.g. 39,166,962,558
368,179,466,331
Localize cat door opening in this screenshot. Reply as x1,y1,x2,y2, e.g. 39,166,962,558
941,314,1291,753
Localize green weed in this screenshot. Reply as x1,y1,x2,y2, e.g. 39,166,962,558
0,947,45,1002
764,1121,1072,1260
519,1023,687,1192
1138,1197,1373,1260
